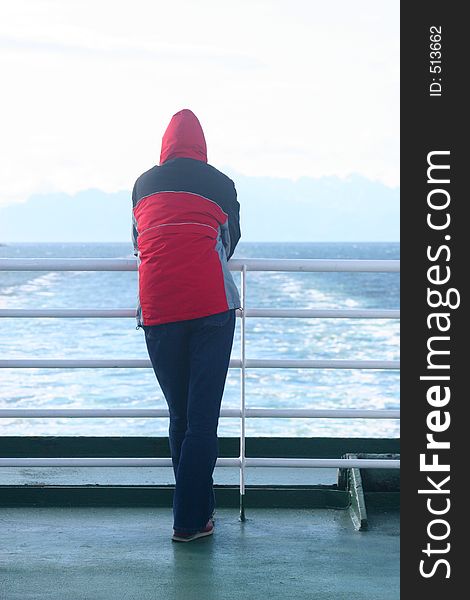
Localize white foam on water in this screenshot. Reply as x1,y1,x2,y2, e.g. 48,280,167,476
279,278,332,306
0,244,399,437
344,298,360,307
0,272,60,297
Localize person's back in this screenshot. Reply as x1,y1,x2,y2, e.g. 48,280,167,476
132,109,241,328
132,109,241,542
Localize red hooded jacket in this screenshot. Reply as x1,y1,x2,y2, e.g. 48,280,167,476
131,109,241,328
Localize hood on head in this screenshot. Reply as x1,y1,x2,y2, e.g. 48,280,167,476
159,109,207,165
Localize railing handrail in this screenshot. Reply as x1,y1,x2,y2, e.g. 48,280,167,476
0,256,400,481
0,257,400,272
0,457,400,469
0,408,400,419
0,308,400,319
0,358,399,369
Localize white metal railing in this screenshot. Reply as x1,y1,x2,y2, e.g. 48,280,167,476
0,258,400,272
0,358,398,369
0,308,399,319
0,408,399,419
0,457,400,469
0,257,400,509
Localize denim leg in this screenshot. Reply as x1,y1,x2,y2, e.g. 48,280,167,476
143,322,190,479
172,310,236,532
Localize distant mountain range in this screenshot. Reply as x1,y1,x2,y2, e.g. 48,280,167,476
0,171,399,243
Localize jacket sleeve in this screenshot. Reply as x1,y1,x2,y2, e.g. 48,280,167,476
131,184,139,257
225,181,241,260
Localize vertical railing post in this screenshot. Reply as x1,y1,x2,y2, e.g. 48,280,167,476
239,264,247,521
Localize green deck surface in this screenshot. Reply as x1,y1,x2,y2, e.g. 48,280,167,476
0,506,399,600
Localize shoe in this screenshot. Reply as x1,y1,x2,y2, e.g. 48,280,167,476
172,519,214,543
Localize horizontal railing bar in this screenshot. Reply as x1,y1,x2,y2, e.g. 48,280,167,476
236,259,400,273
0,258,138,271
0,457,400,469
0,408,400,419
245,458,400,469
0,308,400,319
0,309,138,318
246,408,400,418
248,359,399,369
247,308,400,319
0,258,400,273
0,358,400,369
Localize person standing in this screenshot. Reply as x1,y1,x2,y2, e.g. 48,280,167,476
131,109,241,542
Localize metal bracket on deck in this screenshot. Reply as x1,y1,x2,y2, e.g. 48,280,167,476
338,453,400,532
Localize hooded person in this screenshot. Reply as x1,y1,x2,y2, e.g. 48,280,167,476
132,108,241,328
131,109,241,541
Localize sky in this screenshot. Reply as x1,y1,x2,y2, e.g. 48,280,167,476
0,0,399,209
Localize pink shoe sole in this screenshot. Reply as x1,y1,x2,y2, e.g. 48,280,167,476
172,519,214,542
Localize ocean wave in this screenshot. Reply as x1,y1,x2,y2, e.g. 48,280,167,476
0,242,400,437
0,272,60,297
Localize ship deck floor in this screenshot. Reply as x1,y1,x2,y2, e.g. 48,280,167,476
1,504,399,599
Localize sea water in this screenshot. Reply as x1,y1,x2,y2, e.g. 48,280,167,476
0,242,399,438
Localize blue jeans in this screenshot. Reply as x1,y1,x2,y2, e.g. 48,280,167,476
143,308,236,533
